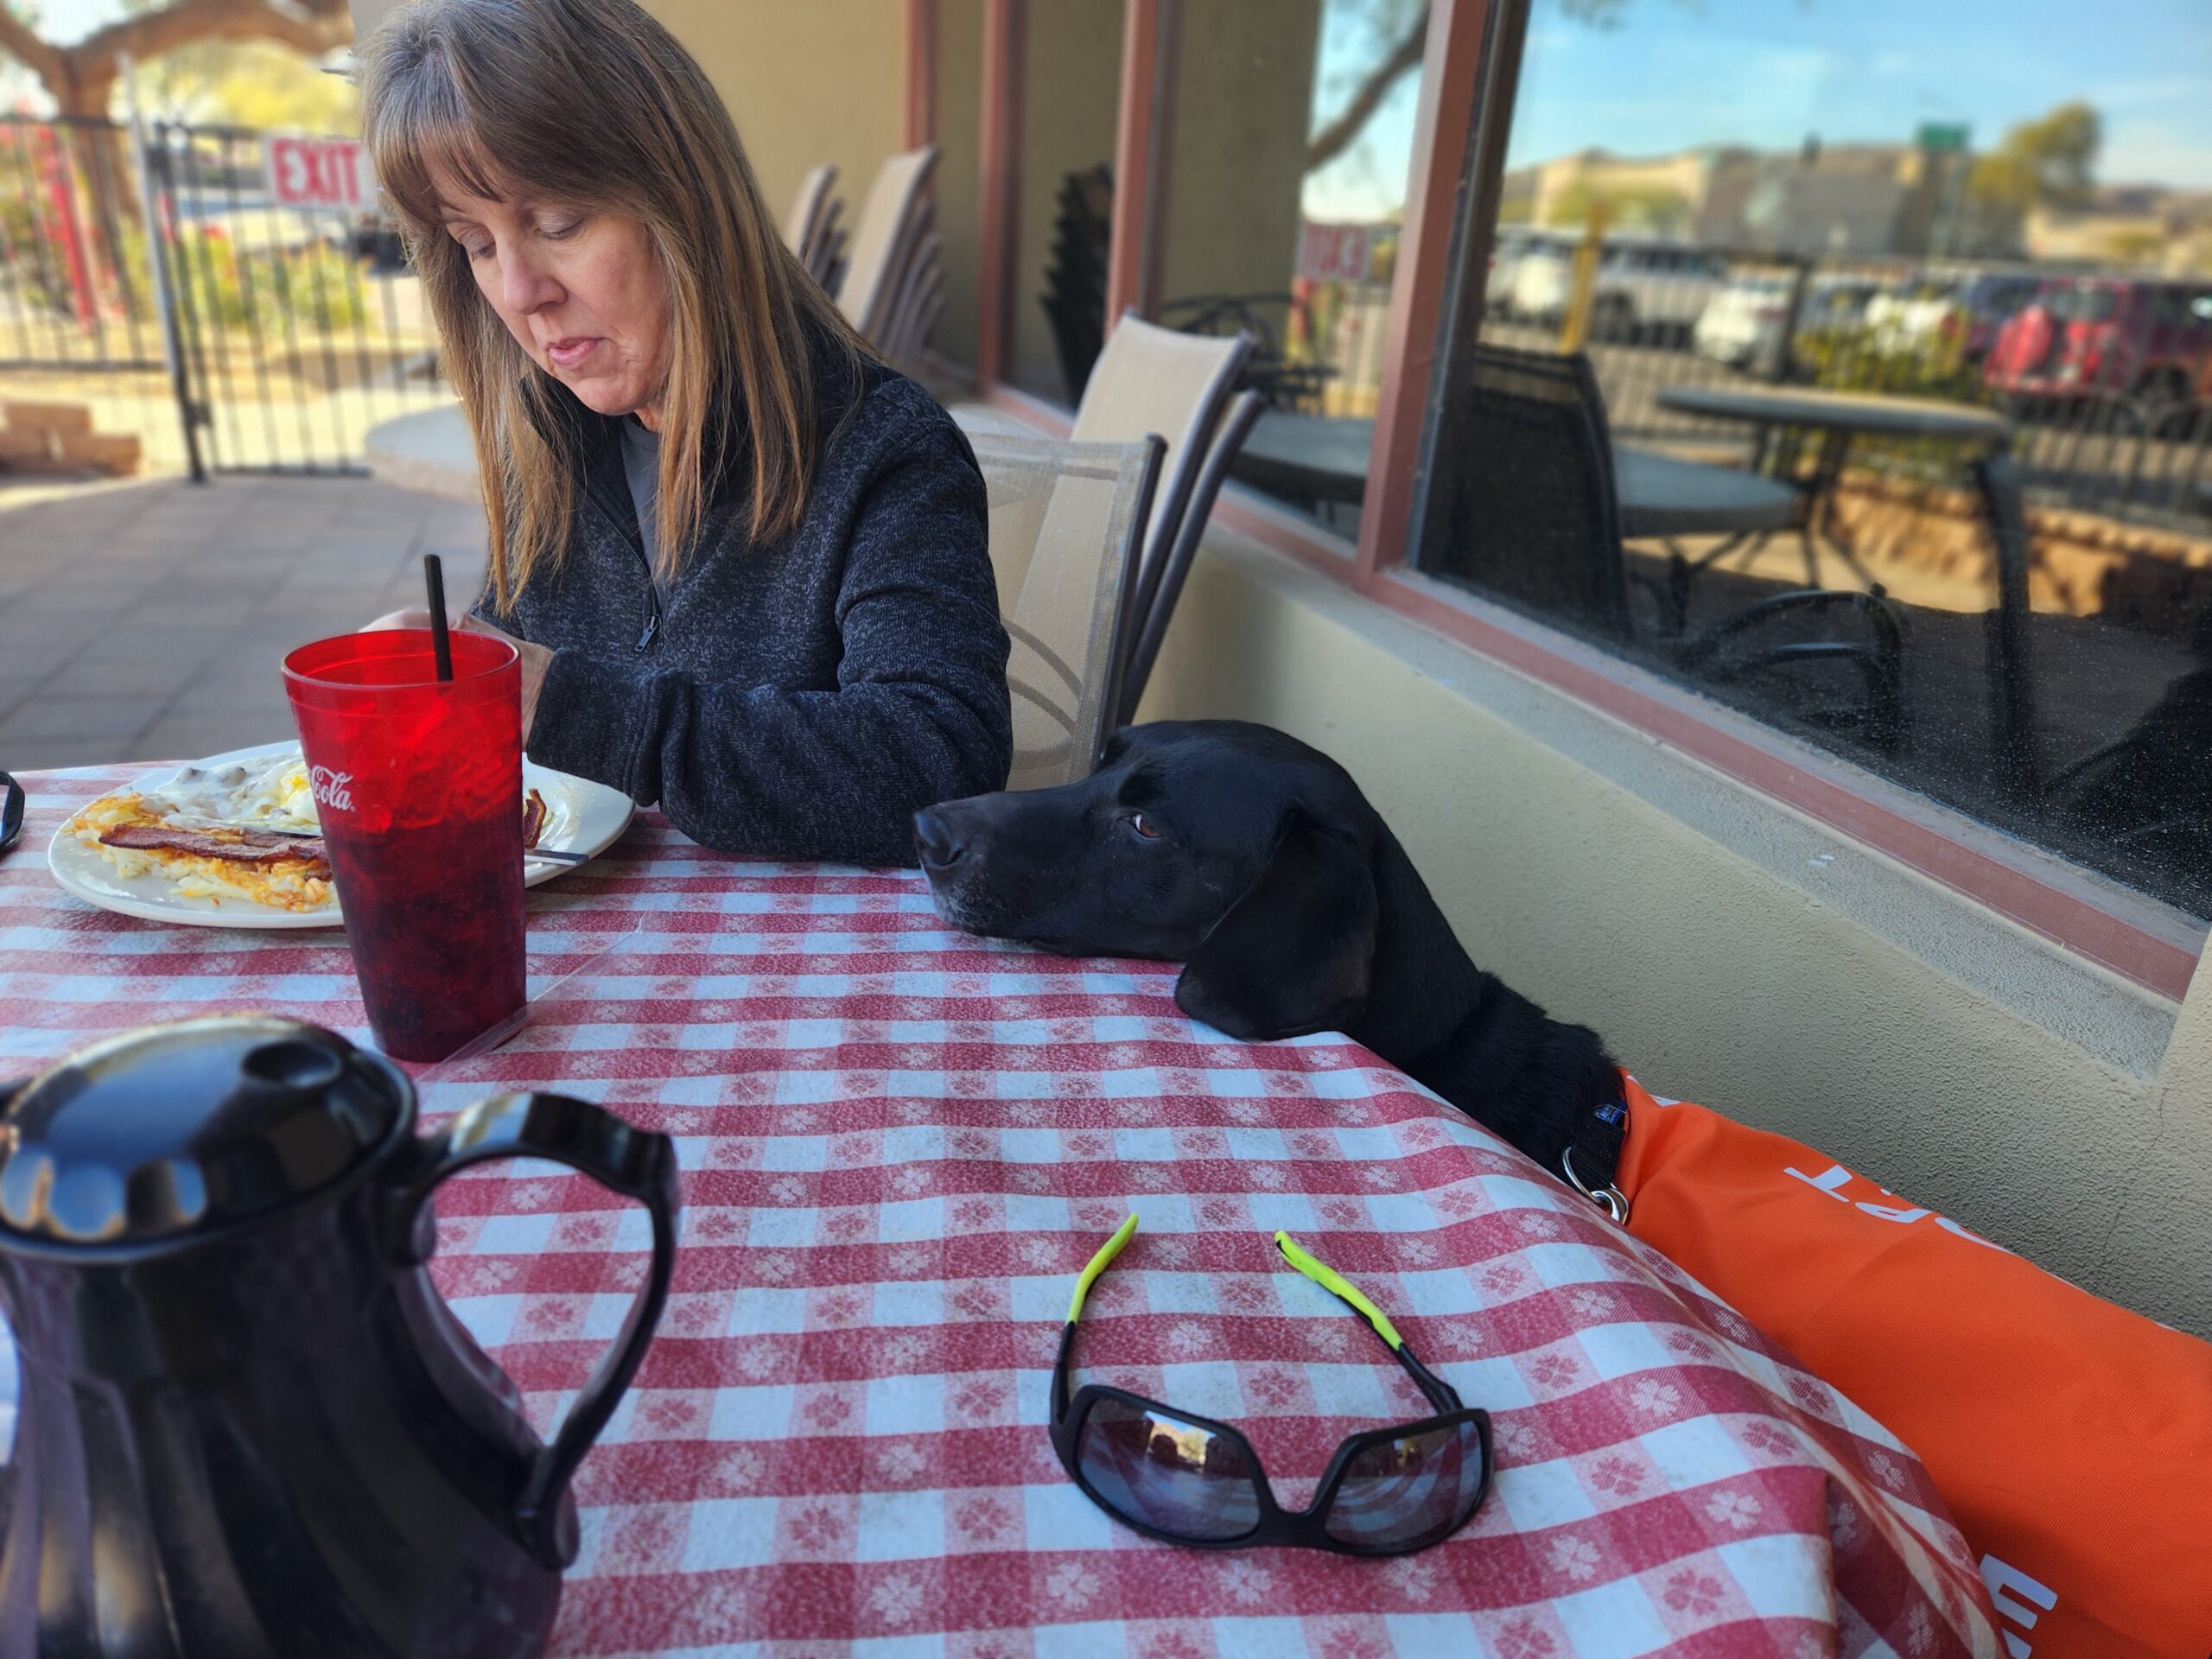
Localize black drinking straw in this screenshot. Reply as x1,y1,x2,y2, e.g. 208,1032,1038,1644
423,553,454,683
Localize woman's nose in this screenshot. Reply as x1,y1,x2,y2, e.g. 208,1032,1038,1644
500,251,563,315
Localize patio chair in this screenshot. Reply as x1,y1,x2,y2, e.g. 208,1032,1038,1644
1065,314,1261,723
783,162,846,292
1432,343,1909,752
1970,454,2043,805
1041,166,1114,402
969,431,1166,791
1430,345,1636,638
838,146,940,359
2047,591,2211,876
877,227,943,370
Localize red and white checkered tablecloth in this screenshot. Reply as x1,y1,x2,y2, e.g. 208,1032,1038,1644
2,766,1999,1659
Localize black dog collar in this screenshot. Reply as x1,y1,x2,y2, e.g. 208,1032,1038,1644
1561,1090,1630,1225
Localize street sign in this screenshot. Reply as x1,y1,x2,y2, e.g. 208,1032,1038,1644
264,136,373,211
1916,123,1971,154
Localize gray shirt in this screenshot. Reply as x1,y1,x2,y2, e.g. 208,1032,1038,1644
619,416,664,603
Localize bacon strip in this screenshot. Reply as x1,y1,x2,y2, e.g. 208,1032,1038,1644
102,823,330,876
522,788,548,850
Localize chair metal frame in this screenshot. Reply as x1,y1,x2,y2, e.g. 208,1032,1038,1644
1062,312,1260,724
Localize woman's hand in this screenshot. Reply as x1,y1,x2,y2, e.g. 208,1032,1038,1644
361,608,552,743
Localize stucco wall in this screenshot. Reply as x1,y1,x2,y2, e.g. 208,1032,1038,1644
639,0,906,251
1137,530,2212,1338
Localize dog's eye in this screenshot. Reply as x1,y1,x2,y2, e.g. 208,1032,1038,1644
1128,812,1160,841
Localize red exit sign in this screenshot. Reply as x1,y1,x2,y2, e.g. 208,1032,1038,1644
264,137,372,210
1296,221,1376,283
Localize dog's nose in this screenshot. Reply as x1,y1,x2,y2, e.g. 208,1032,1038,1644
912,806,964,871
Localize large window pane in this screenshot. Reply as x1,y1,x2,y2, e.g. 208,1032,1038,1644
931,0,987,371
1417,0,2212,919
1152,1,1423,531
1009,0,1125,404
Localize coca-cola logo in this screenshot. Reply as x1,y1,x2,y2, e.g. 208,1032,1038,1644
309,766,355,813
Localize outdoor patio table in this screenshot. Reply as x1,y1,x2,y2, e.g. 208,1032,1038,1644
1654,385,2010,588
365,404,480,503
1234,411,1797,542
0,766,1996,1657
1654,387,2008,448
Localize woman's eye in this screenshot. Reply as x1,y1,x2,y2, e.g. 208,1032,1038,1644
1129,813,1160,841
539,217,584,241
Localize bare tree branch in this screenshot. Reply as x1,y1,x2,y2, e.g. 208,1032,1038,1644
0,8,67,87
0,0,351,116
1304,3,1429,176
72,0,348,67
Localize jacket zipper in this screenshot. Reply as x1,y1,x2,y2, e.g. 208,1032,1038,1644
582,474,663,653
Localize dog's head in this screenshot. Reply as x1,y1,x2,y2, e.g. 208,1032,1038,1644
914,721,1408,1041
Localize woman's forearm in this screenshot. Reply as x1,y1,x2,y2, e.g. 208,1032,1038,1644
528,647,1012,867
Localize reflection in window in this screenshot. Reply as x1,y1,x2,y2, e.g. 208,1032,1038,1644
932,0,988,372
1010,0,1127,406
1419,0,2212,918
1154,0,1423,531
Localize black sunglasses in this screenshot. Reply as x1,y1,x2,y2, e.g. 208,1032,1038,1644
1049,1216,1494,1555
0,773,21,856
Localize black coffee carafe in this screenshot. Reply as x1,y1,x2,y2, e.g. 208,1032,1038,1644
0,1014,680,1658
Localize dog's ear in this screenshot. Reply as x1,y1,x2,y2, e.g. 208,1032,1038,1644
1175,810,1378,1040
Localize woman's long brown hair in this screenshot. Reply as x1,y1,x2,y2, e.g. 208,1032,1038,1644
359,0,862,610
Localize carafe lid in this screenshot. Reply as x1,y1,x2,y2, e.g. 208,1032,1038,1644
0,1016,405,1245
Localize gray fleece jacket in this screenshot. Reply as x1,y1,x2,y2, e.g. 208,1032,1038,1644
477,349,1012,868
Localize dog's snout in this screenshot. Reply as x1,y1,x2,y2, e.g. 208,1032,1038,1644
912,805,965,871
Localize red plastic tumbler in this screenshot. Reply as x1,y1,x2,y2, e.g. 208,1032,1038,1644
283,629,527,1062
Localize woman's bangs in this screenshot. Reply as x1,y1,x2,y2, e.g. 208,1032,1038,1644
368,67,517,229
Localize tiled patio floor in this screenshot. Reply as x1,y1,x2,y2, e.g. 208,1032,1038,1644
0,474,487,771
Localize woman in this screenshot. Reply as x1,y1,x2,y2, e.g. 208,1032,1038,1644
358,0,1010,868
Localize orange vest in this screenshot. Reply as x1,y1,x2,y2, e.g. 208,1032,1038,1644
1616,1077,2212,1659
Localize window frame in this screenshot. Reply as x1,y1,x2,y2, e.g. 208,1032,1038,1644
922,0,2208,1001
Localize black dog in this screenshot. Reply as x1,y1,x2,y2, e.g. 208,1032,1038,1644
912,720,1622,1185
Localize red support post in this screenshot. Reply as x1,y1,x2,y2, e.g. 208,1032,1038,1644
976,0,1026,390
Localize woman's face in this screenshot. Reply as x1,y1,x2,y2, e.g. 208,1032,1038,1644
435,167,671,423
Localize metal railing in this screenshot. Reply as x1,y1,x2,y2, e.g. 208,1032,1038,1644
0,114,163,372
0,114,446,477
147,122,445,477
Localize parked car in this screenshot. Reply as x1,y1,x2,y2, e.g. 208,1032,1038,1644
1507,236,1726,345
1485,228,1570,316
1693,270,1881,372
1983,276,2212,421
1865,268,2041,362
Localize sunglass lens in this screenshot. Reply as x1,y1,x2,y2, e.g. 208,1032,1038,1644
1321,1419,1488,1551
1075,1396,1263,1541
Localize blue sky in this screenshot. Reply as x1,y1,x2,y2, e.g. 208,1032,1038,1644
1305,0,2212,221
1508,0,2212,185
27,0,2212,198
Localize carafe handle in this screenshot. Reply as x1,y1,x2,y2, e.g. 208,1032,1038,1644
385,1091,680,1570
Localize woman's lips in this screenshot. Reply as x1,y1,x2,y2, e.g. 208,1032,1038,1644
545,336,601,370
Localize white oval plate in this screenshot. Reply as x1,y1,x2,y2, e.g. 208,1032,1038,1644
47,741,635,931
